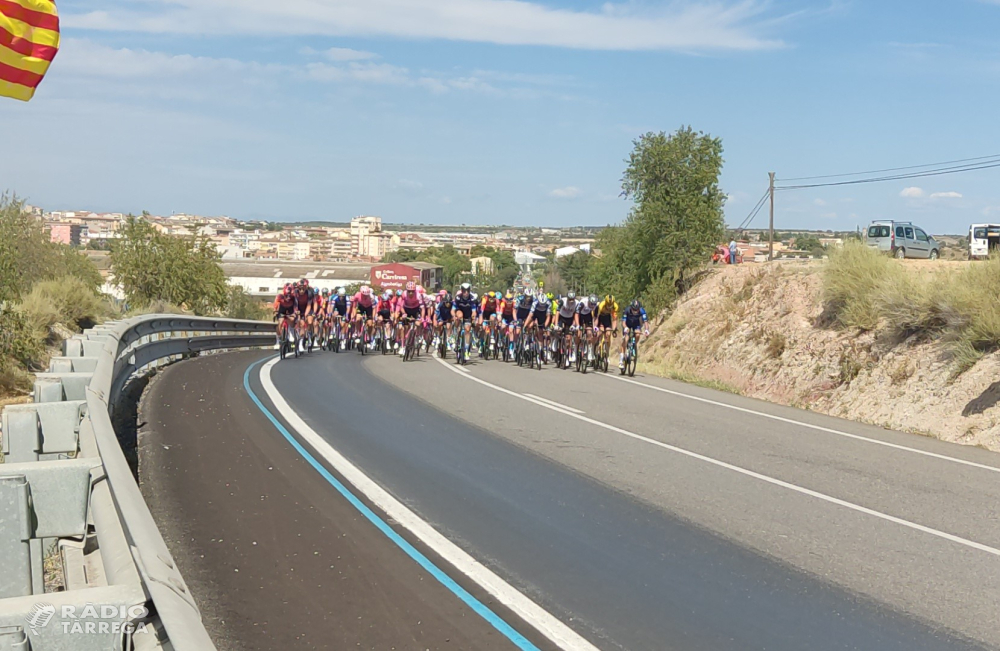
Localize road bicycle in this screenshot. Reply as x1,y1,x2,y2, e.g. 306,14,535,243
621,328,639,377
277,314,300,360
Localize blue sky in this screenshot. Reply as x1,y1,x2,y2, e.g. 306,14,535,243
3,1,1000,233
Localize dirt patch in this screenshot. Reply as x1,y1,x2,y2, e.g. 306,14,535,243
644,260,1000,452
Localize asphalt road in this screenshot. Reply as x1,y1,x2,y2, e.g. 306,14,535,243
138,350,558,651
143,347,1000,650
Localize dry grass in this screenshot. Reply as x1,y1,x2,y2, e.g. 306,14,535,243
823,243,1000,376
638,360,742,395
765,332,787,359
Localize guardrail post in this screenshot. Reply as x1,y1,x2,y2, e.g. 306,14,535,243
1,402,86,463
0,477,32,598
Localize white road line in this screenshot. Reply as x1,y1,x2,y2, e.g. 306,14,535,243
601,373,1000,475
524,393,584,414
435,358,1000,559
259,358,599,651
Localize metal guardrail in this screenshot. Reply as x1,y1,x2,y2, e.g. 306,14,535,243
0,315,273,650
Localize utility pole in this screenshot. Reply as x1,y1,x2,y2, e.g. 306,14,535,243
768,172,775,261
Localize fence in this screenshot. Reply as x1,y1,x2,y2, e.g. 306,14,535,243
0,315,273,650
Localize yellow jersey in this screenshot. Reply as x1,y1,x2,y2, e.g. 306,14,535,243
597,299,619,317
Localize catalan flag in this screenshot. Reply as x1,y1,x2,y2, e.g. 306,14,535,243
0,0,59,101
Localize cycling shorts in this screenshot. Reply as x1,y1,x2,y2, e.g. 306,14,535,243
598,313,613,329
578,312,594,328
437,311,453,323
482,309,496,320
456,307,474,321
377,309,392,321
333,304,348,317
277,305,296,317
558,315,574,331
404,306,422,320
357,305,373,318
515,307,531,322
531,310,549,325
500,312,515,325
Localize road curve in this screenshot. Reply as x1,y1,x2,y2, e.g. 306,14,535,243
141,347,999,650
138,350,557,651
268,350,997,650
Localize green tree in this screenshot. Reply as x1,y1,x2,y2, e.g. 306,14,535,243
593,127,726,310
110,216,228,314
556,251,593,293
0,193,102,301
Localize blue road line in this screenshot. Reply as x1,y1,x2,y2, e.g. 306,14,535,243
243,357,541,651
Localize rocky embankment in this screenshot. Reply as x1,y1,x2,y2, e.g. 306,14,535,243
643,261,1000,452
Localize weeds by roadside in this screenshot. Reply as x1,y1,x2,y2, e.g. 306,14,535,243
823,242,1000,376
638,360,743,395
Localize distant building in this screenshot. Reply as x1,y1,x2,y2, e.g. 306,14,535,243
514,250,546,272
370,261,443,291
469,256,495,275
48,223,83,246
223,261,372,297
554,246,583,258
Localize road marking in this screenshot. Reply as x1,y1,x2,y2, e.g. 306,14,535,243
252,358,598,651
436,358,1000,559
602,373,1000,475
524,393,584,414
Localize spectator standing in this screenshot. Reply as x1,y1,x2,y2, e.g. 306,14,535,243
729,239,739,264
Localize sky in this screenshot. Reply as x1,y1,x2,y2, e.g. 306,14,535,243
4,1,1000,233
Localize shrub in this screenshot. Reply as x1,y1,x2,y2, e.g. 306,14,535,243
765,332,787,359
224,286,270,321
822,241,901,330
18,277,109,336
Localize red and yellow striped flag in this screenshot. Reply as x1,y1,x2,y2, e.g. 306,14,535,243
0,0,59,101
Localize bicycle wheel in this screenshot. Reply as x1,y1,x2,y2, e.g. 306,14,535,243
628,347,637,377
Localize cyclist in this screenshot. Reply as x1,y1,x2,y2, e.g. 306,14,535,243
479,291,500,353
596,294,619,362
328,287,350,345
307,287,326,347
434,290,455,353
273,283,299,346
577,295,597,363
292,282,311,351
396,281,425,356
620,299,650,370
452,283,478,357
350,285,376,346
556,292,580,364
497,290,517,355
376,289,395,350
523,290,552,361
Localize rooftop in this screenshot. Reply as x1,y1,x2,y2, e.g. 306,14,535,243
221,261,373,280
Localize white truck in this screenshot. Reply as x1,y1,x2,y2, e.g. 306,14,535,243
968,224,1000,259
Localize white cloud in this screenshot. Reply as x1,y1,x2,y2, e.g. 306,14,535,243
930,191,963,199
549,186,581,199
396,179,424,190
64,0,784,52
899,187,925,198
324,47,377,62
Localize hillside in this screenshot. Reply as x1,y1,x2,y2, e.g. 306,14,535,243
643,260,1000,452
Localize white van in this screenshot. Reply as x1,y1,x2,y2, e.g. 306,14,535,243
968,224,1000,259
865,220,940,259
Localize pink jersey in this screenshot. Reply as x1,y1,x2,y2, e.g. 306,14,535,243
400,290,424,310
353,292,374,309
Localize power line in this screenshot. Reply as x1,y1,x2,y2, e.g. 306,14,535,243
733,189,769,233
778,153,1000,182
776,160,1000,190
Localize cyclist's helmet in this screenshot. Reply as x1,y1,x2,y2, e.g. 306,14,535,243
630,299,641,310
300,278,309,287
337,287,346,297
443,292,452,303
383,290,393,300
406,281,416,292
605,294,615,305
589,294,598,305
321,288,329,296
505,291,513,299
525,288,535,297
439,289,448,298
360,286,372,296
283,284,293,295
546,292,554,301
460,282,472,292
567,291,576,300
395,289,403,297
487,291,496,299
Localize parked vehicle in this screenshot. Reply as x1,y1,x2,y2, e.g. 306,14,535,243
968,224,1000,259
865,220,940,259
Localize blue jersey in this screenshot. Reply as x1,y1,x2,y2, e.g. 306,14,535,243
453,293,478,314
622,307,647,326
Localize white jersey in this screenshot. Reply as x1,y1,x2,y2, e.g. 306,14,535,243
558,298,579,319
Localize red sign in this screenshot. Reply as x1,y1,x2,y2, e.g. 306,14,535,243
371,263,419,290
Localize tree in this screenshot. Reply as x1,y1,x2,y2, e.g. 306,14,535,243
556,251,593,293
592,127,726,310
110,216,228,314
0,193,102,302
